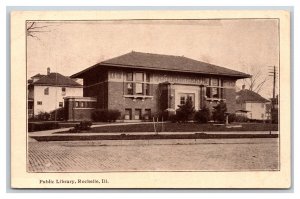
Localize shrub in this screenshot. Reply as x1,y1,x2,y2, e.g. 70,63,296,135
228,113,236,123
194,106,211,123
235,115,249,122
228,113,249,123
176,98,195,122
35,111,51,121
212,100,227,123
28,121,59,132
168,114,178,123
92,109,121,122
69,120,92,133
50,108,65,121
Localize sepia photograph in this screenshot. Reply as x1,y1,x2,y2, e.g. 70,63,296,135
10,10,291,188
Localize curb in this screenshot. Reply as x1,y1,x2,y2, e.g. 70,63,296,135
30,133,278,142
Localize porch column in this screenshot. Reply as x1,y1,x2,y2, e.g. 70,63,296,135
168,84,175,109
199,84,205,109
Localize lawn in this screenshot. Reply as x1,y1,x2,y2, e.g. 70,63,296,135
86,122,278,133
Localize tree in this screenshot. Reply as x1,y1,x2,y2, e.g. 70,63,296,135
26,22,51,40
194,105,211,123
213,100,227,123
176,97,195,122
242,68,268,94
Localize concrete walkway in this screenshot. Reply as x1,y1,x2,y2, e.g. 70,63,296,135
28,122,165,136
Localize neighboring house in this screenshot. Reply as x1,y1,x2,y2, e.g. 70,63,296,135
70,51,250,121
236,85,270,121
28,68,83,117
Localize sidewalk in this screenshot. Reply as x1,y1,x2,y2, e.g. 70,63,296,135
29,122,156,136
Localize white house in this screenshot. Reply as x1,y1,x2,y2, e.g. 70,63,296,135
236,85,270,121
28,68,83,118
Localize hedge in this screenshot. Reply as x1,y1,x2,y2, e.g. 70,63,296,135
28,122,59,132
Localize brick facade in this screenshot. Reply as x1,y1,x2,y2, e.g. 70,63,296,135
223,88,236,113
64,97,96,121
79,69,240,120
107,81,159,119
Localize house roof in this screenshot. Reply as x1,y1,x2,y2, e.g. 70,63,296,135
71,51,251,79
31,73,45,78
31,72,82,87
236,89,270,103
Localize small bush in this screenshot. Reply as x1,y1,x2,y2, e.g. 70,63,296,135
35,111,51,121
69,120,92,133
194,106,211,123
212,100,227,123
50,108,65,121
228,113,249,123
168,114,178,123
92,109,121,122
28,121,59,132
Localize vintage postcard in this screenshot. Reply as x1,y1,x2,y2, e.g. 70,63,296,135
11,10,291,188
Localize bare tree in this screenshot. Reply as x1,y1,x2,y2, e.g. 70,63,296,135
26,22,51,39
243,68,268,94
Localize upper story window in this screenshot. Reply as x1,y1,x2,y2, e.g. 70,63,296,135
125,72,151,96
126,72,133,81
206,78,224,100
44,87,49,95
126,83,133,95
62,87,66,96
135,72,143,82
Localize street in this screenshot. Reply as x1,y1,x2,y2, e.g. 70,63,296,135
28,138,279,172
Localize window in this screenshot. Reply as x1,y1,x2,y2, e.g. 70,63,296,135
179,94,195,107
37,101,42,105
126,72,133,81
126,83,133,95
212,88,219,98
135,72,144,81
62,87,66,96
135,83,143,94
145,84,150,95
59,102,63,107
125,109,132,120
86,102,91,108
261,104,265,108
44,87,49,95
135,109,142,120
28,101,33,109
145,73,150,82
211,78,219,86
206,87,211,98
144,109,151,120
180,96,186,105
124,72,151,96
187,95,193,103
80,101,85,108
206,78,224,100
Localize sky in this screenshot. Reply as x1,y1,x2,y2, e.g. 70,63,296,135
27,19,279,98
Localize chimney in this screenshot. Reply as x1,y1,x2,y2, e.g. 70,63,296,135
242,85,245,90
47,67,50,75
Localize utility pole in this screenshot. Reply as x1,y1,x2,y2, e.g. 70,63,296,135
272,66,276,99
268,66,277,123
268,66,277,100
